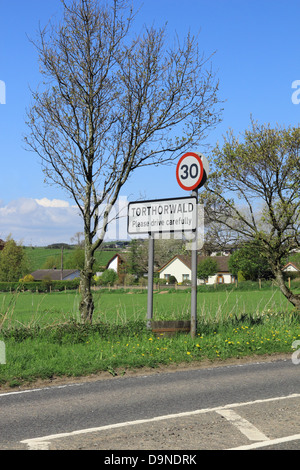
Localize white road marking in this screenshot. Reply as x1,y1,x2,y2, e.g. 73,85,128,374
20,393,300,450
27,441,51,450
229,433,300,450
0,383,82,398
216,409,268,441
0,358,290,398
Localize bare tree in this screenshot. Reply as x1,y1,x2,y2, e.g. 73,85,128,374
70,232,84,247
25,0,222,322
201,120,300,310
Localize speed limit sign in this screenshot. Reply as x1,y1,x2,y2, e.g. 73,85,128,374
176,152,208,191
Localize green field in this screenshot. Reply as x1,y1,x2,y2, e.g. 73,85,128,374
0,287,297,328
1,287,300,388
24,246,117,271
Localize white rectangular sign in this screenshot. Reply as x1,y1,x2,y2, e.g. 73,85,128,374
127,197,197,235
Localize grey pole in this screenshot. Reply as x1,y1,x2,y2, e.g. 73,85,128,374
147,235,154,329
190,189,198,338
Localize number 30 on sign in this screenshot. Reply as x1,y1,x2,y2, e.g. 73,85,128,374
176,152,209,191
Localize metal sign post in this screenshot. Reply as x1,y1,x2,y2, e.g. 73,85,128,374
190,189,198,338
176,152,209,338
147,235,154,329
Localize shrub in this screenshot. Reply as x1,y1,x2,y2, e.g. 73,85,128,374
0,279,80,292
98,269,118,286
21,274,35,282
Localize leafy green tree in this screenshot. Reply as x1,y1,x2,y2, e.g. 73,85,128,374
202,120,300,309
65,247,85,270
228,241,273,280
197,258,218,282
0,237,29,281
126,240,141,276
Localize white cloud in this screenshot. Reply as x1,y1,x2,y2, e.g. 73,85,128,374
0,196,131,246
35,198,70,208
0,198,82,246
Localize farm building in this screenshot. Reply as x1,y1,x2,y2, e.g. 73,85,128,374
158,255,236,285
30,269,80,281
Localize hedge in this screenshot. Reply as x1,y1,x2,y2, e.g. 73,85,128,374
0,279,80,293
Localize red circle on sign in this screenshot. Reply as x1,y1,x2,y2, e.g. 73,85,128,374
176,152,204,191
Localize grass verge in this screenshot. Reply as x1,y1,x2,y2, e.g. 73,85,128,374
0,310,300,389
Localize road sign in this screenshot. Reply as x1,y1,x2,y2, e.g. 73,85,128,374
176,152,203,191
176,152,209,191
176,151,209,337
127,196,197,235
197,153,210,189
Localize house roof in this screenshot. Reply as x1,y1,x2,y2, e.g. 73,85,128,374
158,255,230,273
282,262,300,272
31,269,80,281
105,253,129,269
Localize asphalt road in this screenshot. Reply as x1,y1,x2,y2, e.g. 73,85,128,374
1,356,300,451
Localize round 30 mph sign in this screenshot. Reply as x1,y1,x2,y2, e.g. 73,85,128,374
176,152,205,191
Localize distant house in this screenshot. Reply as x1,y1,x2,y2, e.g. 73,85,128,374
282,262,300,274
158,255,235,285
104,253,129,275
30,269,80,281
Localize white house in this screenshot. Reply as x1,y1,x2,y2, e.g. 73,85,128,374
105,253,120,273
104,253,129,275
282,262,300,273
158,255,236,285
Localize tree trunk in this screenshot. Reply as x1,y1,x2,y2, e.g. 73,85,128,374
275,268,300,311
79,239,95,323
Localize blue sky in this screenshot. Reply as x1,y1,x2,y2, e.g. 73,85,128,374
1,0,300,245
